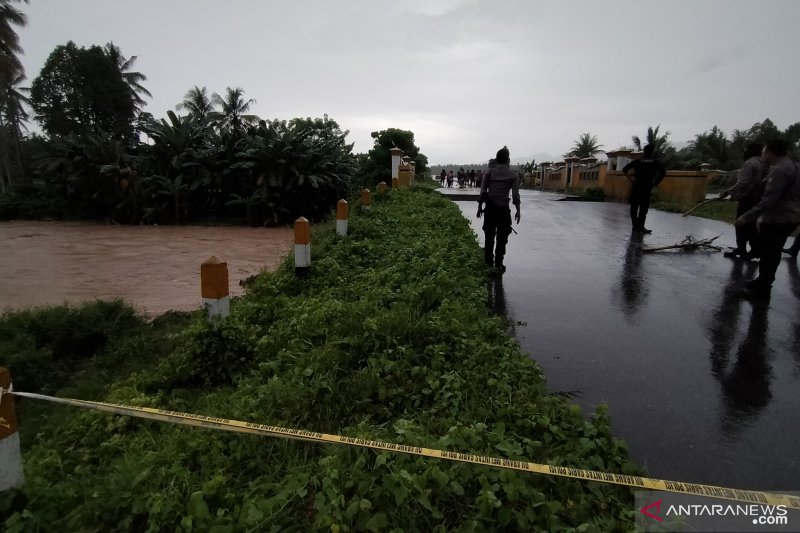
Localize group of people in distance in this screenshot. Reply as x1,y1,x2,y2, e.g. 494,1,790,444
717,138,800,299
439,167,484,189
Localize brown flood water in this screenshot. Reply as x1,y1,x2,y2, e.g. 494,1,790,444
0,221,293,317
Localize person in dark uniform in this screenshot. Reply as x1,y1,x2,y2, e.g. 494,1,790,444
477,147,521,273
736,139,800,299
720,142,765,259
622,144,666,233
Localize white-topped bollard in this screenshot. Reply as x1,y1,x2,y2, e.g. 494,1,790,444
390,147,403,183
295,217,311,274
0,367,24,491
201,256,230,321
336,199,348,236
361,189,371,210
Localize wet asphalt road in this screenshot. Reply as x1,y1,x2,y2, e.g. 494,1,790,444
454,190,800,492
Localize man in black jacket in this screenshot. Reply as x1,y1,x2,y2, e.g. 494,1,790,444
623,144,666,233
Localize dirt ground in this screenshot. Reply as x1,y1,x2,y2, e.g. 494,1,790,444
0,221,293,317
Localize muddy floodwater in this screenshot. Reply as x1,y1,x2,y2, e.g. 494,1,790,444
0,221,293,316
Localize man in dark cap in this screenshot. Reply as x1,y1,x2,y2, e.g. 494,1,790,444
622,144,666,233
477,146,521,273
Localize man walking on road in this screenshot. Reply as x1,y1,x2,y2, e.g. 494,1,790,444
477,146,521,273
623,144,666,233
736,139,800,299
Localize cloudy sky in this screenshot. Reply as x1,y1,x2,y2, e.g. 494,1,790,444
16,0,800,164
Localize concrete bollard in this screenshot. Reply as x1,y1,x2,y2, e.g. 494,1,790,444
201,256,230,320
392,176,399,189
0,367,24,491
336,199,348,236
361,189,371,210
378,182,387,194
390,147,403,183
294,217,311,273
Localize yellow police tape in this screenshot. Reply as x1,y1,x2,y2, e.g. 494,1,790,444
8,389,800,510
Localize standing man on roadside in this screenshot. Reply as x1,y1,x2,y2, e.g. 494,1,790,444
477,146,521,273
736,139,800,299
623,144,666,233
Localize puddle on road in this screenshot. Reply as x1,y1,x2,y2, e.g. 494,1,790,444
1,221,293,317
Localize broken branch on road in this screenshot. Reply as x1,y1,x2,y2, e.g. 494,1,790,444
640,235,722,253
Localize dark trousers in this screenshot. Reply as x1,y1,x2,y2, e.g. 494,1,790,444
483,203,512,266
787,234,800,254
734,198,759,254
754,223,795,287
629,189,651,229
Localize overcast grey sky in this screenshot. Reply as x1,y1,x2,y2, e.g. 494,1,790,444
16,0,800,164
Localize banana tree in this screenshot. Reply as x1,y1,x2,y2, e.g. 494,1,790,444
29,132,137,219
231,118,354,223
142,111,213,223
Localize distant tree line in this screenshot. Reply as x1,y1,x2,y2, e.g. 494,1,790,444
437,121,799,176
566,120,800,171
0,6,428,225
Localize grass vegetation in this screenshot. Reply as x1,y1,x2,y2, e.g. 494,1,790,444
653,198,738,224
1,187,638,532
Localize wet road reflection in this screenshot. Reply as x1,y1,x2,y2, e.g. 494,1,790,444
709,261,773,437
718,300,773,436
616,232,648,321
488,275,507,317
709,261,757,379
456,193,800,491
788,262,800,373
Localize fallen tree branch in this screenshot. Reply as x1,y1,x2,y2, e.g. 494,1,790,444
682,198,719,217
641,235,723,253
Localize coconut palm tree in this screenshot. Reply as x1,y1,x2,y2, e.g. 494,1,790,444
0,66,29,185
0,0,28,192
632,124,678,167
211,86,258,139
104,42,151,110
176,85,216,120
0,0,27,77
689,126,735,170
632,125,669,154
567,133,603,158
